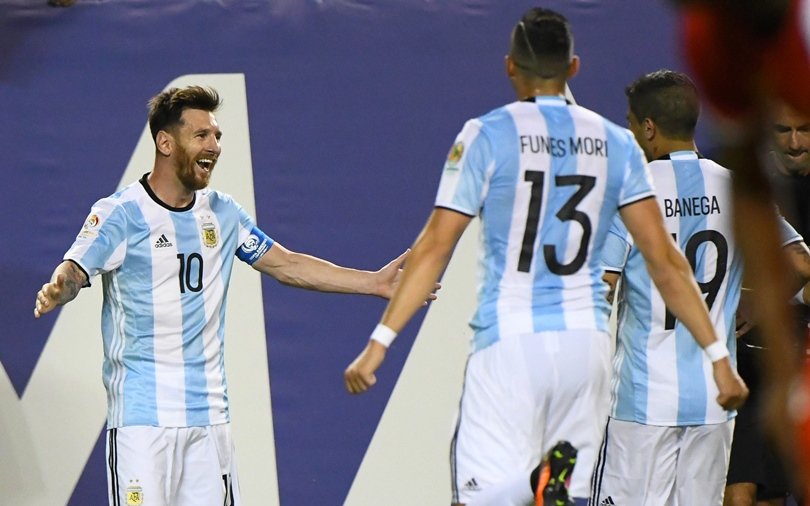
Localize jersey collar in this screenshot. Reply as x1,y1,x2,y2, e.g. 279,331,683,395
139,173,197,212
654,150,705,161
522,95,572,106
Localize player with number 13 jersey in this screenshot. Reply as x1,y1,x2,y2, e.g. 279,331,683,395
435,94,655,501
436,95,654,353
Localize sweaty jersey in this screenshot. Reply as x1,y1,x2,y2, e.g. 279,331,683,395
602,151,801,425
64,174,273,429
435,95,655,353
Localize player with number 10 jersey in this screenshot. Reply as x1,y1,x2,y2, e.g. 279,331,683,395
64,175,273,429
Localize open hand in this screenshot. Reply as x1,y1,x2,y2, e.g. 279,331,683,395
34,273,68,318
375,249,440,304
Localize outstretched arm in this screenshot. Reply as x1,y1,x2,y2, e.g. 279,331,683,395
344,208,472,394
251,242,411,299
34,260,88,318
619,197,748,410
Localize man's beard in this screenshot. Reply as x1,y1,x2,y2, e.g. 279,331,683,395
178,163,211,191
176,148,213,191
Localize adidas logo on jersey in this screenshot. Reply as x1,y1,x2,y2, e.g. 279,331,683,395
463,477,480,492
154,234,173,248
600,496,616,505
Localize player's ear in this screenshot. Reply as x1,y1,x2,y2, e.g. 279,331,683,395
505,54,517,79
156,130,173,157
566,55,580,80
643,118,656,141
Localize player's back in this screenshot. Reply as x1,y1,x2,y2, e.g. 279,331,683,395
607,152,743,425
436,96,654,352
625,152,740,338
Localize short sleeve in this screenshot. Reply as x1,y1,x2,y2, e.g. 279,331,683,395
63,197,129,282
778,213,803,246
434,119,493,216
235,204,274,265
618,134,656,208
601,215,632,273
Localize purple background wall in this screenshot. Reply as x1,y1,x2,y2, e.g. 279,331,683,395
0,1,689,503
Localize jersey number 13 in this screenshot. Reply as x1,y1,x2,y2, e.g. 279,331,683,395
518,170,596,275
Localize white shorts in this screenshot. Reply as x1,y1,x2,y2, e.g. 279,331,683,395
451,330,612,504
106,424,241,506
591,417,734,506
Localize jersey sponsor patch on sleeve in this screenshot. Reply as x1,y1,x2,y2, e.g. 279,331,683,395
77,213,101,239
444,141,464,171
236,226,273,265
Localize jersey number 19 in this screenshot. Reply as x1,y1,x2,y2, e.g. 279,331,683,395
664,230,729,330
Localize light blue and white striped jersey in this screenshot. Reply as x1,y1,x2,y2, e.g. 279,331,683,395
602,151,801,425
435,96,655,353
64,174,273,429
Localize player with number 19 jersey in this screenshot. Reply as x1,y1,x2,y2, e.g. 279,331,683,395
435,96,655,353
63,174,273,429
601,152,801,425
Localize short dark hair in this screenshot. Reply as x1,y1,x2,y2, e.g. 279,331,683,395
625,70,700,140
147,86,221,141
509,8,573,79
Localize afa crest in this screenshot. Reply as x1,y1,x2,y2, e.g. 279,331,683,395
126,484,143,506
202,221,218,248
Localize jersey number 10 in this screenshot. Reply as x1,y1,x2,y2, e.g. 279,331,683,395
177,253,204,293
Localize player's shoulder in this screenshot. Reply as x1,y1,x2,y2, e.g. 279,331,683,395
570,104,637,146
697,156,732,178
469,104,514,135
91,178,146,211
448,107,503,146
585,107,635,142
667,155,733,184
197,188,244,211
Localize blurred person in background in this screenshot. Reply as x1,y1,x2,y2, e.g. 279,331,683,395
675,0,810,496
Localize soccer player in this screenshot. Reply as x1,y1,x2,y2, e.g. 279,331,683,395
725,101,810,506
590,70,807,506
33,86,411,506
675,1,810,494
343,10,746,506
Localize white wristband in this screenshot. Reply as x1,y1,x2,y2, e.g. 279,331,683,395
369,323,397,348
704,340,730,362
